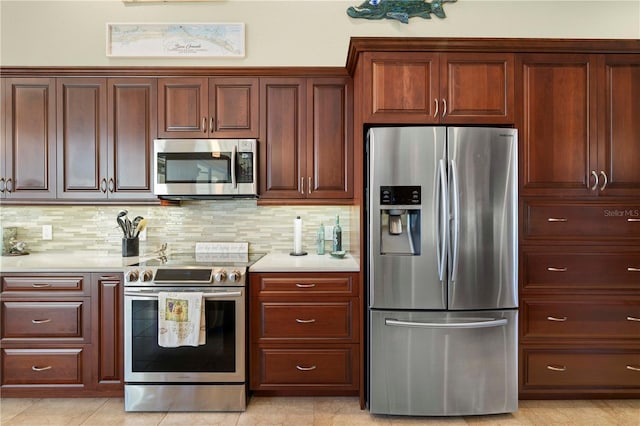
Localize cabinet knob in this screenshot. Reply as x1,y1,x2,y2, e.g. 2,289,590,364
441,98,447,118
202,117,207,133
0,177,4,193
599,171,608,191
108,178,115,193
433,99,439,118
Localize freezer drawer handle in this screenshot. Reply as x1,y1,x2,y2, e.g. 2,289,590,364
547,218,568,222
547,267,568,272
296,365,317,371
546,365,567,372
626,365,640,371
626,316,640,322
546,316,567,322
385,318,507,329
295,318,316,324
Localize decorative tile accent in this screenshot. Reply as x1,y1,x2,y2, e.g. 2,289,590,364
0,202,357,256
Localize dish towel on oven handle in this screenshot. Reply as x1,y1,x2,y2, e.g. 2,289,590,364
158,292,206,347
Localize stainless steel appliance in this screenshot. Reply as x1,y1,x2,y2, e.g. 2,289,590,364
123,249,263,412
154,138,258,199
367,126,518,416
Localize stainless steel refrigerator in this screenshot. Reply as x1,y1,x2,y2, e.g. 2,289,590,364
367,126,518,416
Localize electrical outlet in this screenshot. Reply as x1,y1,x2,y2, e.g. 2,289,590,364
42,225,53,240
324,225,333,240
139,227,147,241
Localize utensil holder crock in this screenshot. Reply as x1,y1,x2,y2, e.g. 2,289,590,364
122,237,139,257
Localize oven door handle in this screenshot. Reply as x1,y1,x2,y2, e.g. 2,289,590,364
124,291,243,299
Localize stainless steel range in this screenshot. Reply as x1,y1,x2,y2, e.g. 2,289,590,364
123,244,262,412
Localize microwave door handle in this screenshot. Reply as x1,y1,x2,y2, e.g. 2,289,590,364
231,145,238,189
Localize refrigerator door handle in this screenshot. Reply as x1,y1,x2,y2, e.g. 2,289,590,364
385,318,508,329
436,159,448,282
449,159,460,282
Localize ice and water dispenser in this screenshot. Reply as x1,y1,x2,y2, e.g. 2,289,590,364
379,186,421,255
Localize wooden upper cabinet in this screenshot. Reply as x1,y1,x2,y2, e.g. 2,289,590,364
520,53,640,198
1,78,57,200
56,78,108,199
259,76,352,201
107,78,157,200
598,55,640,198
362,51,514,124
306,77,353,199
158,77,258,138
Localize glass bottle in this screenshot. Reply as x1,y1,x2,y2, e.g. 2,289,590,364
332,215,342,252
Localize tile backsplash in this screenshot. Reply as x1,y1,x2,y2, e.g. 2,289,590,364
0,201,358,256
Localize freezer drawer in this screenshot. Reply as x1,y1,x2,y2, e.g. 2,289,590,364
369,309,518,416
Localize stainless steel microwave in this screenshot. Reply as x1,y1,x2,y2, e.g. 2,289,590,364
153,139,258,199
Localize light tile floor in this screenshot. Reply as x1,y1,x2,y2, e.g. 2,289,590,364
0,397,638,425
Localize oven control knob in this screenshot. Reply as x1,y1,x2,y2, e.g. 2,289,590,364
125,269,139,282
214,270,227,282
228,270,242,282
140,270,154,282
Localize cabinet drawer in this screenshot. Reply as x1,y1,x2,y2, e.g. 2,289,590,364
2,300,90,340
258,302,355,340
255,274,356,296
523,202,640,239
2,275,87,294
522,350,640,388
522,250,640,291
521,298,640,339
253,347,356,386
1,348,84,385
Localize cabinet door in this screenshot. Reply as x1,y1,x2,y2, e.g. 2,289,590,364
91,273,123,391
519,54,598,197
56,78,108,199
441,53,514,124
598,55,640,197
209,77,259,138
259,78,306,199
306,77,353,199
1,78,56,199
107,78,157,199
158,77,208,138
362,51,439,124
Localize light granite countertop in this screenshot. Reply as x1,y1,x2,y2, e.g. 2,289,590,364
249,252,359,273
0,251,360,273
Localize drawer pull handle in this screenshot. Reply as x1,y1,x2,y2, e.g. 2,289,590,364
546,365,567,372
32,318,52,324
628,218,640,222
547,267,568,272
295,283,316,288
547,218,568,222
627,316,640,322
626,365,640,371
628,267,640,272
32,283,52,288
547,316,567,322
296,365,317,371
295,318,316,324
32,365,52,372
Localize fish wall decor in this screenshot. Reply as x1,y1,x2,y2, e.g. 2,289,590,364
347,0,457,24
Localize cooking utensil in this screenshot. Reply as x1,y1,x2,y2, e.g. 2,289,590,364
132,216,144,237
134,218,147,238
117,210,129,237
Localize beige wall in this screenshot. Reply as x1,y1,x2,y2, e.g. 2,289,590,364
1,0,639,67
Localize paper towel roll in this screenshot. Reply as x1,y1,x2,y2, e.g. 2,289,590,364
293,216,303,254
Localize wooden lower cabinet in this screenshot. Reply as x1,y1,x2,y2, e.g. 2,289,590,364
519,244,640,398
0,272,124,397
250,272,360,396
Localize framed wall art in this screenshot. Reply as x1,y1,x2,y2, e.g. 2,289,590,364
106,23,245,58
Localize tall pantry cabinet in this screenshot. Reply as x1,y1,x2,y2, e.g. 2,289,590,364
518,52,640,398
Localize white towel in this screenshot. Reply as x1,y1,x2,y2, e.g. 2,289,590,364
158,292,206,347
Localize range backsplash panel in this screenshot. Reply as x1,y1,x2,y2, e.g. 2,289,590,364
0,201,356,256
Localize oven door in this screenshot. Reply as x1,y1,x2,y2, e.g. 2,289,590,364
124,287,245,383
